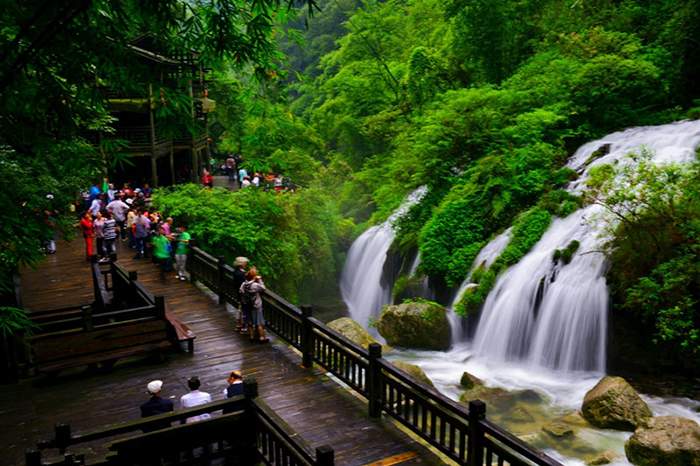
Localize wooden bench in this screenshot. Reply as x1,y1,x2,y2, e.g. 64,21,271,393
29,319,171,376
164,308,196,353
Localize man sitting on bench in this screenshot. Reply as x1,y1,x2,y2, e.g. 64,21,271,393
140,380,174,432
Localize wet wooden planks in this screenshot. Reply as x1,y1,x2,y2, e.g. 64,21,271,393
6,237,444,466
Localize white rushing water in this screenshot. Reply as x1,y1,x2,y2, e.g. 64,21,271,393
468,119,700,373
340,187,427,331
340,120,700,465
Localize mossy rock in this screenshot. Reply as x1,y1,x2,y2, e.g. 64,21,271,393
391,361,435,389
327,317,391,353
459,385,515,411
625,415,700,466
377,302,451,351
582,376,652,431
542,420,575,438
460,371,483,389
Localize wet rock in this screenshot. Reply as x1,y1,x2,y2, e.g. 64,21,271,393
582,376,652,431
586,450,620,465
391,361,435,389
377,302,451,351
459,385,514,411
460,371,483,389
625,415,700,466
518,432,544,444
542,420,574,438
561,410,592,428
503,406,535,424
327,317,391,353
516,389,544,404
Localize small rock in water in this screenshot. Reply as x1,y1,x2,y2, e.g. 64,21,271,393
586,450,620,466
542,420,574,438
460,371,483,389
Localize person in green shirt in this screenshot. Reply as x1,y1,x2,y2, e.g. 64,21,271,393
174,224,191,281
150,226,173,280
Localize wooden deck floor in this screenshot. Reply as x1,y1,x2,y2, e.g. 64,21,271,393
2,237,444,466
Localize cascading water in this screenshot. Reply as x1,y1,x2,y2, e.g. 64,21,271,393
340,187,427,331
340,120,700,465
469,119,700,373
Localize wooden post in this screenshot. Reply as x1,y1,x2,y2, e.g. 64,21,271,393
242,379,259,465
316,445,334,466
368,343,382,419
54,422,71,454
128,270,138,282
155,296,165,320
25,449,41,466
300,306,313,369
81,305,93,332
466,400,486,466
217,255,226,305
187,241,196,283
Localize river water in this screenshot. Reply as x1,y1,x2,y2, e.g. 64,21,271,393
339,120,700,465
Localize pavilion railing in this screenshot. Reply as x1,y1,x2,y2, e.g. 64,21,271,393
186,246,564,466
26,380,333,466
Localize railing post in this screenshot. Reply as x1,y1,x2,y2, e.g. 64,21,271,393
187,241,196,283
25,449,41,466
155,296,165,320
128,270,138,282
55,421,71,454
301,305,313,369
242,379,259,465
217,255,226,305
466,400,486,466
367,343,382,419
81,305,93,332
316,445,334,466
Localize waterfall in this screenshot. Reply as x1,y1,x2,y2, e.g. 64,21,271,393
470,120,700,373
340,187,427,329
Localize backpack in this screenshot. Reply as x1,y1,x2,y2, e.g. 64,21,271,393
240,283,254,312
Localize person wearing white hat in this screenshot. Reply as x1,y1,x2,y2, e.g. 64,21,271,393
139,380,173,432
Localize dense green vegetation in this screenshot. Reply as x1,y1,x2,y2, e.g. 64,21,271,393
4,0,700,354
586,149,700,355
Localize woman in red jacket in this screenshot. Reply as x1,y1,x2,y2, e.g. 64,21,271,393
79,212,94,260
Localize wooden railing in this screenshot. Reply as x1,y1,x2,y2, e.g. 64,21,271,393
186,247,564,466
26,380,334,466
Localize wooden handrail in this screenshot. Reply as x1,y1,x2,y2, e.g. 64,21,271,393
186,247,564,466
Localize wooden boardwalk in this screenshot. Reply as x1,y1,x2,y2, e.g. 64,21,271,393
2,237,444,466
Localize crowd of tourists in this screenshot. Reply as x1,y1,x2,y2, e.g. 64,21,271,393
139,371,246,432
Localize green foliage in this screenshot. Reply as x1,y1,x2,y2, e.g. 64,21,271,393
452,208,551,317
0,307,40,339
153,183,346,303
589,148,700,354
553,240,581,265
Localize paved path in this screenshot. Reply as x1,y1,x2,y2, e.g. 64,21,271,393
2,238,445,466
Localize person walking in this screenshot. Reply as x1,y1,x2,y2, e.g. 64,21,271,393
174,224,190,281
100,212,118,262
239,267,269,343
233,257,248,332
106,195,130,241
93,211,105,258
150,226,173,280
79,212,94,260
133,211,150,259
226,156,235,181
179,376,212,423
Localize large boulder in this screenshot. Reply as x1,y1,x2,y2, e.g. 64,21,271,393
625,415,700,466
327,317,391,353
391,361,435,389
377,301,451,351
581,376,652,431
